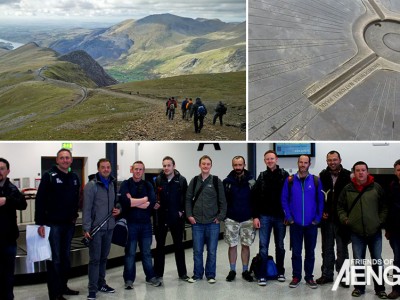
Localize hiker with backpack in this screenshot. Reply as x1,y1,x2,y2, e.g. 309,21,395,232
223,156,256,283
167,97,177,120
181,98,188,120
82,159,121,300
252,150,289,286
185,155,226,284
281,154,324,289
153,156,189,282
186,98,194,120
192,97,207,133
213,101,227,126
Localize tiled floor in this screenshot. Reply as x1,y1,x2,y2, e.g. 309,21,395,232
14,228,395,300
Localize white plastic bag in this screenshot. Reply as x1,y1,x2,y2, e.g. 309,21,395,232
26,225,52,263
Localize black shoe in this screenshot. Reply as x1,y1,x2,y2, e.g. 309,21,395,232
226,270,236,282
316,276,333,285
179,275,190,281
340,282,350,288
63,287,79,295
242,270,253,282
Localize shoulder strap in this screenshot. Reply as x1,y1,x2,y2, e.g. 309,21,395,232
347,186,369,217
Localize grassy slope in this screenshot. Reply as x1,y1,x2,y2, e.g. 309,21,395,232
108,71,246,109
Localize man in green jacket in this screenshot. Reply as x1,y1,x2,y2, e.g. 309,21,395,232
337,161,388,299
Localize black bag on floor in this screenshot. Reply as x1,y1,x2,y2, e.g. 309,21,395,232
250,253,278,279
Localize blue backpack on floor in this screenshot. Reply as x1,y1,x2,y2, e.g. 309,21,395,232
250,254,278,280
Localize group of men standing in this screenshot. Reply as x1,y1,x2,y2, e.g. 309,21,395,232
3,148,400,300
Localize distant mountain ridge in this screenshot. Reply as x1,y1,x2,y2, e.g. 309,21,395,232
48,13,246,81
59,50,118,86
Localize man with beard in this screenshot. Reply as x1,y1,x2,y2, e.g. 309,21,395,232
223,156,256,282
252,150,289,285
316,151,351,287
153,156,189,282
281,155,324,289
337,161,388,298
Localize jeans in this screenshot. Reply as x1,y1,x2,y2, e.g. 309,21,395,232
0,244,17,300
319,221,349,279
389,235,400,292
351,231,385,293
123,222,155,283
290,223,318,281
154,221,187,277
259,215,286,277
192,222,220,279
88,229,113,293
46,223,75,299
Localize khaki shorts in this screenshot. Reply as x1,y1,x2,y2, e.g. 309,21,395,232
224,218,256,247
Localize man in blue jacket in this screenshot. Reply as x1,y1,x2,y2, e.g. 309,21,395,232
119,161,161,289
281,155,324,289
223,156,255,283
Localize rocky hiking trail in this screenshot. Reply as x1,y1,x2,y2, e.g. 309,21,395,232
99,89,246,141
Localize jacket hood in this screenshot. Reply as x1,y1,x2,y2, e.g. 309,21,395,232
351,174,374,191
226,169,253,182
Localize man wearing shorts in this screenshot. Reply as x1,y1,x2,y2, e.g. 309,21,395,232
223,156,256,282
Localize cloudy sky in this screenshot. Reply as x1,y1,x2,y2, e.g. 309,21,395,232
0,0,246,23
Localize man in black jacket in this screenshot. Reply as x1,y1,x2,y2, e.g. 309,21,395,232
153,156,189,282
316,151,351,287
386,159,400,299
0,158,27,300
35,149,81,300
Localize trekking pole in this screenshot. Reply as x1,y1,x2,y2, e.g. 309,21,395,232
81,211,113,247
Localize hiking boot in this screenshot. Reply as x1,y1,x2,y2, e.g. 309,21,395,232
316,276,333,285
376,291,388,299
388,290,400,299
306,279,318,289
340,281,350,288
99,284,115,293
277,274,286,282
146,277,162,287
87,292,96,300
289,277,300,288
226,270,236,282
352,289,365,297
242,270,253,282
207,277,216,284
258,278,267,286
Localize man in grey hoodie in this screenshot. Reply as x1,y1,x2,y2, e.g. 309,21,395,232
83,158,120,300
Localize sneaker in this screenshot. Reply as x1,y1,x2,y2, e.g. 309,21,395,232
188,276,200,283
306,279,318,289
289,277,300,288
376,291,388,299
226,270,236,282
146,277,162,287
316,276,333,285
352,289,365,297
125,281,133,290
258,278,267,286
99,284,115,293
87,292,96,300
207,277,216,284
277,274,286,282
179,275,190,281
242,270,253,282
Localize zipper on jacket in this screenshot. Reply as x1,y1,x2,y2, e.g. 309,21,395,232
301,178,305,226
